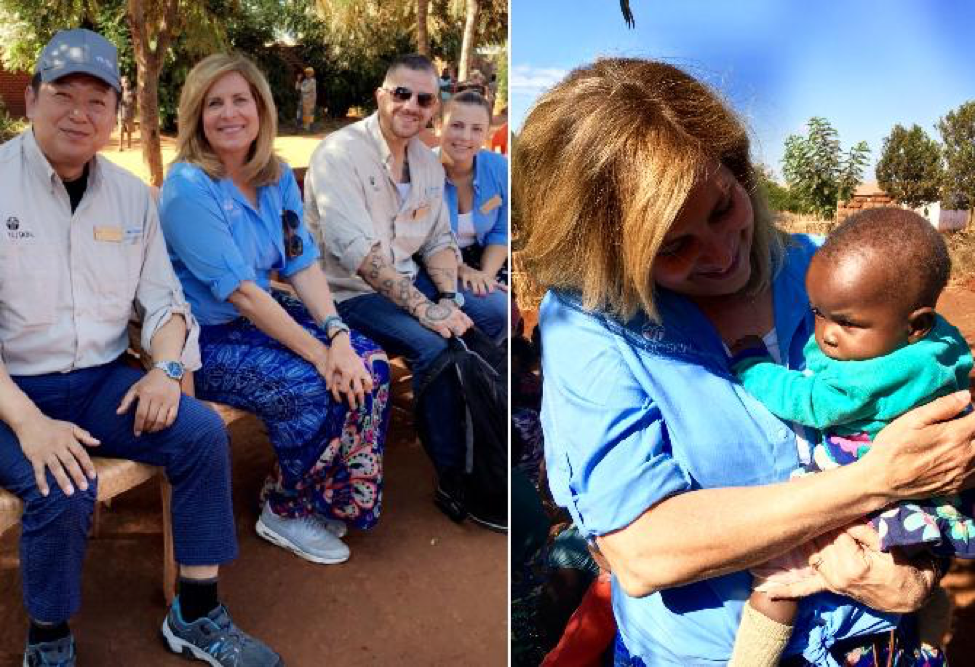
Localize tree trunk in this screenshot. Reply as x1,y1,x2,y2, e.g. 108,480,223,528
137,66,164,186
416,0,429,57
458,0,478,81
127,0,179,188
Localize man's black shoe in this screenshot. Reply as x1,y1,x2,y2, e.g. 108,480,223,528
434,475,468,523
467,501,507,533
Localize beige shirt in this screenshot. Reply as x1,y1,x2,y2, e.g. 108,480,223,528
0,130,200,376
304,112,457,302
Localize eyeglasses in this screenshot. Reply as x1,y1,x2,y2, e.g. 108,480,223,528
282,209,303,259
381,86,437,108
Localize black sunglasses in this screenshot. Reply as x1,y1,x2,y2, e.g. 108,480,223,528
282,209,303,259
382,86,437,108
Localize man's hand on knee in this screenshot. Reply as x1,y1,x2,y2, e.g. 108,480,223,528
116,370,182,437
13,415,100,497
415,301,473,338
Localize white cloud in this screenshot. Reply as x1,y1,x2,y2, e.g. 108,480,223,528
510,64,569,95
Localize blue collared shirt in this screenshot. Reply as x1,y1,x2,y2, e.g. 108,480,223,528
159,161,319,326
441,149,508,248
539,235,897,666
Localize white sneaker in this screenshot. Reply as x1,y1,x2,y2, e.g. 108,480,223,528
316,516,348,538
255,504,350,564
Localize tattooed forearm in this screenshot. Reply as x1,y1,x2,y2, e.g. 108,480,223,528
419,303,451,325
423,247,461,294
359,245,431,316
425,267,457,293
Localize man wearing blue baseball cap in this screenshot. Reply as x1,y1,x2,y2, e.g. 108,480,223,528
0,29,282,667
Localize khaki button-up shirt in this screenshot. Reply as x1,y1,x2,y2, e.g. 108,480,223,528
0,130,200,376
304,112,457,302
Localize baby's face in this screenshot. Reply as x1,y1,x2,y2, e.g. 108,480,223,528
805,253,911,361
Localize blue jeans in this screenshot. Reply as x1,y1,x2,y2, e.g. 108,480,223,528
337,271,477,476
0,361,237,623
458,285,507,341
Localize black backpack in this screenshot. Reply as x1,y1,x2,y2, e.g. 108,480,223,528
419,328,508,519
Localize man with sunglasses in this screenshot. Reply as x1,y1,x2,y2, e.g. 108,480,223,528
304,53,506,532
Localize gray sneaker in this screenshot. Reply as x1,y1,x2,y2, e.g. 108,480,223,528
255,504,350,564
316,516,348,538
23,635,75,667
161,599,283,666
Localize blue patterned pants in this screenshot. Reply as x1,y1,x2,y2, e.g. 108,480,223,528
195,292,391,527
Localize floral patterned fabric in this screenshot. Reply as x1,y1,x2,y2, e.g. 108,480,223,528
613,627,948,666
195,290,391,528
817,433,975,557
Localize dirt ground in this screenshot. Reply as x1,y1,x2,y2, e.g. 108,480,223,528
936,285,975,665
101,125,341,178
0,381,507,666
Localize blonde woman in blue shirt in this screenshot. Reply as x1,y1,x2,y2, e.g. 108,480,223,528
514,58,975,666
439,90,508,339
160,54,390,569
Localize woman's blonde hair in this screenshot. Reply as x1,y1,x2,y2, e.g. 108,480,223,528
172,53,280,186
514,58,785,321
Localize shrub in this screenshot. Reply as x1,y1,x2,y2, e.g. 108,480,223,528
0,98,27,144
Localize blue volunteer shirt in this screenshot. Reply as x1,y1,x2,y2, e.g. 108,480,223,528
159,162,319,325
440,148,508,247
539,235,898,666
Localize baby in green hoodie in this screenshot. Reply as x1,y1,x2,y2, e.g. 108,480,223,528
728,207,973,667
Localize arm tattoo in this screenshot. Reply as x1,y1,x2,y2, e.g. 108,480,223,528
425,266,457,293
419,303,451,326
360,245,431,317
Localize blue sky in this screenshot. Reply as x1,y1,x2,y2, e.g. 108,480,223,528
511,0,975,181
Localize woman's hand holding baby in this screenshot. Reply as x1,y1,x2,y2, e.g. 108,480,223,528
866,391,975,501
767,522,937,613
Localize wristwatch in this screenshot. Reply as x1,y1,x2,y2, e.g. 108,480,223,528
152,360,185,382
319,314,351,345
436,291,465,308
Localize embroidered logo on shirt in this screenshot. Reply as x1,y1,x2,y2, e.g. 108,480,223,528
639,322,695,356
5,216,34,240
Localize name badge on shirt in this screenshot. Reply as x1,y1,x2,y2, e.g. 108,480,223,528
480,194,502,214
93,226,123,242
411,205,430,221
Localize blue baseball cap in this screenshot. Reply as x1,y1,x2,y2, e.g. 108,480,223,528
35,29,121,92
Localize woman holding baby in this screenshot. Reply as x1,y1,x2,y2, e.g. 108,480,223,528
514,57,975,665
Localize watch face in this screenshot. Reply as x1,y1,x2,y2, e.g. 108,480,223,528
158,361,184,380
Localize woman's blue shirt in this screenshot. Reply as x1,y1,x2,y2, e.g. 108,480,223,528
441,149,508,248
159,161,319,326
539,235,897,666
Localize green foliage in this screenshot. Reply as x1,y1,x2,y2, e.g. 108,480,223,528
782,117,870,219
0,1,97,71
0,0,508,127
756,167,804,214
938,100,975,212
875,124,943,208
0,96,28,143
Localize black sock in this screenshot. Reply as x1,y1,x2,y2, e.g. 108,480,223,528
28,621,70,645
178,577,220,622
